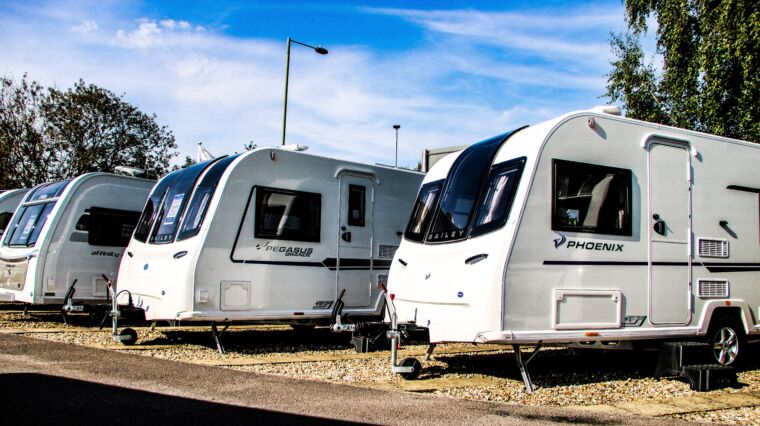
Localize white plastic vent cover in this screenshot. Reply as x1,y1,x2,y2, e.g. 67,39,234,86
698,279,729,298
698,238,729,258
379,245,399,259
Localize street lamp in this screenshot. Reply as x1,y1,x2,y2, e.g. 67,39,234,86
393,124,401,167
282,37,328,146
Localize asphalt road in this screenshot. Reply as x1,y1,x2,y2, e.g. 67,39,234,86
0,334,681,425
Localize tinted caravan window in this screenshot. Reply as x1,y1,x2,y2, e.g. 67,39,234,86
427,133,513,242
552,159,632,236
86,207,142,247
0,212,12,237
177,154,238,241
133,170,181,243
6,202,55,247
404,180,443,242
150,160,215,244
347,185,366,227
470,158,525,237
254,187,321,242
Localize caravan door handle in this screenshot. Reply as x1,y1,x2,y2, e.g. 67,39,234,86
341,231,352,242
652,214,666,236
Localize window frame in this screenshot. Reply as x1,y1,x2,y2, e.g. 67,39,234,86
253,186,321,243
551,159,633,236
347,184,366,227
84,207,142,247
403,180,444,243
469,157,526,238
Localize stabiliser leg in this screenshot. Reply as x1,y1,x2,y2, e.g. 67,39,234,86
211,321,230,355
424,343,437,361
384,289,421,379
513,344,542,393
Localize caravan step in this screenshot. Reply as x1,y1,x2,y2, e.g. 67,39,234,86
655,341,713,377
682,364,737,392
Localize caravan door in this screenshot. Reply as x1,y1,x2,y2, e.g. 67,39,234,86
648,141,692,325
336,175,374,307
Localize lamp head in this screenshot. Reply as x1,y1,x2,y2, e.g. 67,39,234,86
314,46,328,55
393,124,401,130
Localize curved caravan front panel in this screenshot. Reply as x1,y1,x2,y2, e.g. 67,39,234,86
389,129,530,342
0,174,153,304
118,157,233,321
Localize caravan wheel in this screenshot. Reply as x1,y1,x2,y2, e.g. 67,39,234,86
399,358,421,380
707,317,746,366
119,328,138,346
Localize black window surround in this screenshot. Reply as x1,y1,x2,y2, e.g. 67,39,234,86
254,186,321,243
347,184,366,227
552,159,633,236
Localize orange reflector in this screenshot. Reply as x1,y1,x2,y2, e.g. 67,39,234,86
725,301,732,306
584,332,599,337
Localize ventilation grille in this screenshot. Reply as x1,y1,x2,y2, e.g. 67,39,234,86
698,238,729,258
379,245,399,259
698,279,729,298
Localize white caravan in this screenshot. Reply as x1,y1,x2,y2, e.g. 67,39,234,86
0,189,29,239
116,147,423,344
0,174,154,305
387,107,760,386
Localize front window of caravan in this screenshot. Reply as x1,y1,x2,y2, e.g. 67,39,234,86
149,160,216,244
5,202,55,247
133,171,181,243
404,180,443,242
254,187,321,242
470,158,525,237
2,179,70,247
552,159,632,235
426,133,511,242
177,154,238,241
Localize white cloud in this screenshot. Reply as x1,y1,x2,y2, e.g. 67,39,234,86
0,2,625,169
71,19,97,33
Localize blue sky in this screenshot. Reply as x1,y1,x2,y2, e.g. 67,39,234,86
1,1,629,168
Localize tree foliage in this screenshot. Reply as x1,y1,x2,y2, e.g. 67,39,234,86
606,0,759,142
0,75,177,188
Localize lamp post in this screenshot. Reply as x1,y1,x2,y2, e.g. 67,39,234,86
282,37,328,146
393,124,401,167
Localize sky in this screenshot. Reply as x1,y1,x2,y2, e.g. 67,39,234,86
0,1,631,168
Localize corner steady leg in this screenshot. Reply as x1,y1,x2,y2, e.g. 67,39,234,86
211,321,229,355
512,344,542,393
424,343,437,361
22,304,28,318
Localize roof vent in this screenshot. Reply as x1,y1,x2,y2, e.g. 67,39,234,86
590,106,622,116
280,144,308,152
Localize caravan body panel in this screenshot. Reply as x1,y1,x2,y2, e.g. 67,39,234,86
0,174,153,304
118,148,423,322
391,109,760,346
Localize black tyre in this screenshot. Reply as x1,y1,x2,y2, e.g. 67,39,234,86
399,357,422,380
706,316,746,366
119,327,138,346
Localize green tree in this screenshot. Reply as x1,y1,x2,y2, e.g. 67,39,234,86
606,0,759,142
42,80,177,180
0,75,177,188
0,74,56,188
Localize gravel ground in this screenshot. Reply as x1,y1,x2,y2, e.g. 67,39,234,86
3,304,759,424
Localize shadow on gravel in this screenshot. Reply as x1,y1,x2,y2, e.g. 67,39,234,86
428,343,760,388
148,327,355,354
0,373,366,425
